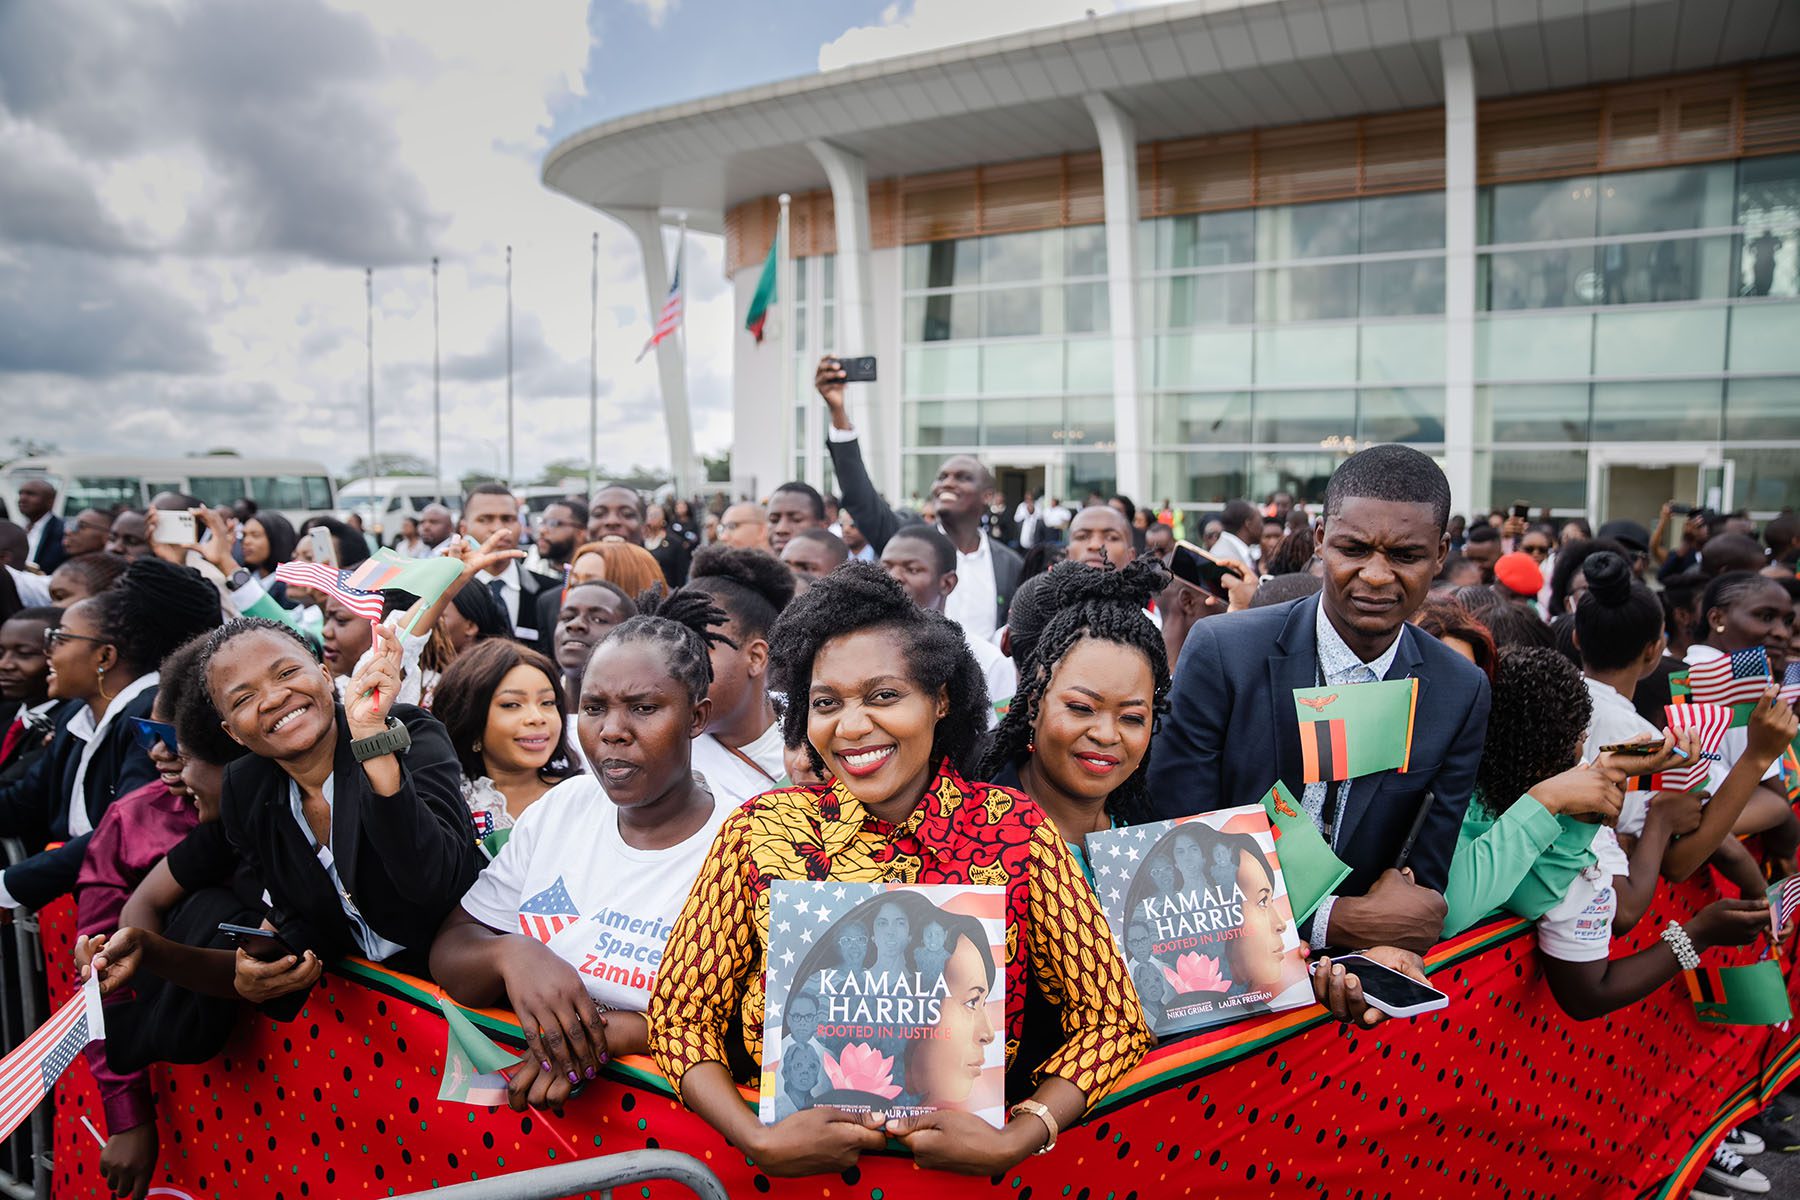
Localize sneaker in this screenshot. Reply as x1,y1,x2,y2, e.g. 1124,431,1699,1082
1723,1126,1767,1156
1701,1144,1771,1194
1738,1115,1792,1153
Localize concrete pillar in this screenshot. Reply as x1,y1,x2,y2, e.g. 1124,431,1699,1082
1084,93,1147,503
807,140,893,499
608,207,701,495
1440,37,1479,518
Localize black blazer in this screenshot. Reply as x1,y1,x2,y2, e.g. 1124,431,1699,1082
1145,594,1489,904
214,704,481,972
30,515,66,573
0,690,158,910
825,434,1023,626
512,567,561,645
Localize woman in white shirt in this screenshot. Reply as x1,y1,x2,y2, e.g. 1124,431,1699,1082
428,589,734,1113
682,545,795,806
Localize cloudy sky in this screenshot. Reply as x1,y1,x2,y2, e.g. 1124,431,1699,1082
0,0,1127,484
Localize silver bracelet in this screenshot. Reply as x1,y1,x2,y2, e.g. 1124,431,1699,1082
1662,921,1700,971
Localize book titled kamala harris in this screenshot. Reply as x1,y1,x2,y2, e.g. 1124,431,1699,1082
758,881,1006,1128
1088,804,1311,1036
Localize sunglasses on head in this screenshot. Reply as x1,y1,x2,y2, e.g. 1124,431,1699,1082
129,717,179,756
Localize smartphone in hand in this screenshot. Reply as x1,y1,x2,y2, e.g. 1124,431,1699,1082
838,355,877,382
307,526,338,569
154,511,197,545
1313,954,1449,1018
218,922,298,963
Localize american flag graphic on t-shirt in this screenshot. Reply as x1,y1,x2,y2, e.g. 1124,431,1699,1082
518,877,580,943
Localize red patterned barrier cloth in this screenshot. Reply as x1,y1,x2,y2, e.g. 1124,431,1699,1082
38,873,1800,1200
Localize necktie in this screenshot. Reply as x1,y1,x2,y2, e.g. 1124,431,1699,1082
0,718,23,767
486,576,507,611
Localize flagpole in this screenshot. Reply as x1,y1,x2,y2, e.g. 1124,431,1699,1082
364,267,376,523
675,212,688,493
777,193,792,491
588,231,598,502
431,256,442,492
505,244,514,489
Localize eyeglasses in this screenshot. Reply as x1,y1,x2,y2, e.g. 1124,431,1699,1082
43,629,108,652
540,519,581,530
130,717,180,756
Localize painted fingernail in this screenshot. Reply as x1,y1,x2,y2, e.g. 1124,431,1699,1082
585,1066,597,1079
568,1071,580,1084
599,1052,609,1064
541,1060,553,1072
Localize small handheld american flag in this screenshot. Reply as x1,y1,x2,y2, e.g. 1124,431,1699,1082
1686,647,1772,708
274,562,386,622
1661,703,1735,791
1779,662,1800,708
0,975,103,1143
1771,875,1800,939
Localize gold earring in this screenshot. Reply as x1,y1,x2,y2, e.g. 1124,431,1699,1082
97,666,114,701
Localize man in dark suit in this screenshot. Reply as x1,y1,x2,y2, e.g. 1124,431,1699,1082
814,355,1022,641
459,484,560,648
15,479,65,574
1147,445,1489,956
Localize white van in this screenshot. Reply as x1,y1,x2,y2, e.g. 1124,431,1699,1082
335,477,462,534
0,454,336,524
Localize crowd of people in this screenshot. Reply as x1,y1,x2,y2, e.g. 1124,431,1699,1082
1,356,1797,1195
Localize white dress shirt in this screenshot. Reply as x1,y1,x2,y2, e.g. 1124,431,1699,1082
1212,528,1259,569
22,514,50,562
946,532,1000,643
484,561,523,630
287,776,407,962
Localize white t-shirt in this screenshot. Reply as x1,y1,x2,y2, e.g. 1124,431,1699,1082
459,777,729,1011
1582,676,1658,836
1536,827,1628,963
964,630,1016,729
690,722,785,809
1683,645,1781,792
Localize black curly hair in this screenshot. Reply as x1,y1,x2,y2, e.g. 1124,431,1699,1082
978,559,1170,824
1475,645,1593,818
88,558,223,675
599,586,734,705
685,544,795,641
1574,550,1663,670
765,560,987,778
163,634,250,767
191,617,325,732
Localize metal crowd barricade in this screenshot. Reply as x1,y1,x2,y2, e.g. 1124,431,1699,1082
389,1150,727,1200
0,838,50,1200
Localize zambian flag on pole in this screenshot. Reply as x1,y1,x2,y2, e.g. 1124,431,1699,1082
1685,960,1792,1026
436,996,521,1107
1259,781,1351,922
744,223,780,343
1292,678,1418,783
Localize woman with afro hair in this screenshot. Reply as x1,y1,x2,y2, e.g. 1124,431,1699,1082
649,561,1151,1178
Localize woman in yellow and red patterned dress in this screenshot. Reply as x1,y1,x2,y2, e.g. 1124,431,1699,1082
649,561,1153,1177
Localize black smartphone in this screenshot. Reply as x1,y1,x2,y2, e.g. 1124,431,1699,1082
838,355,877,382
1670,503,1694,515
219,922,297,963
1511,502,1530,520
1314,954,1449,1017
1170,541,1243,601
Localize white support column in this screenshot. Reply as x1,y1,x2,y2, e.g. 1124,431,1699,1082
807,139,892,499
609,207,701,495
1441,37,1478,518
1084,93,1147,503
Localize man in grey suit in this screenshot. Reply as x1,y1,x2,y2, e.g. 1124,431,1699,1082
814,356,1021,642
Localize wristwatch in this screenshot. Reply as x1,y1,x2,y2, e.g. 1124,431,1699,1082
1009,1099,1057,1155
350,716,411,762
226,567,253,590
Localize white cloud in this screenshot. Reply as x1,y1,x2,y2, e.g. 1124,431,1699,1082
819,0,1123,72
625,0,679,29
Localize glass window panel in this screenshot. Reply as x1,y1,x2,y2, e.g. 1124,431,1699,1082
1361,320,1445,383
905,293,977,343
1729,305,1800,373
303,476,334,510
1360,257,1445,316
1737,234,1800,299
249,476,308,510
1251,452,1349,506
980,286,1045,338
1480,247,1601,309
1066,453,1118,504
980,341,1063,395
1360,388,1445,443
982,396,1061,445
903,345,980,397
821,253,836,299
1591,237,1730,305
188,476,248,508
906,399,980,448
1255,326,1358,387
67,477,143,513
1155,331,1253,389
1361,192,1446,252
1730,447,1800,515
1476,384,1591,443
1064,282,1110,334
1483,177,1598,245
1062,397,1116,446
1065,339,1113,392
1153,392,1253,444
982,230,1055,285
1160,210,1255,269
1485,449,1588,512
903,455,946,504
1153,451,1249,506
1251,390,1356,444
1592,308,1726,376
1475,315,1592,381
1064,225,1108,277
904,240,979,290
1737,154,1800,297
1590,380,1722,442
1725,378,1800,441
1598,164,1734,235
1257,200,1358,260
1257,265,1358,322
1156,271,1253,328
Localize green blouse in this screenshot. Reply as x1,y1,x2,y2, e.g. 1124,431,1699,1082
1443,789,1600,935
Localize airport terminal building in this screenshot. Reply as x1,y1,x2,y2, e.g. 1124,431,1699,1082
545,0,1800,522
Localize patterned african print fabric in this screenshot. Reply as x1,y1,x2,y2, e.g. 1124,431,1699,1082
649,761,1152,1106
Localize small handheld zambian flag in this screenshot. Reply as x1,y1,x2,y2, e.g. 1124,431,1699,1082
1685,960,1793,1026
1292,678,1418,784
1259,781,1351,923
437,996,521,1107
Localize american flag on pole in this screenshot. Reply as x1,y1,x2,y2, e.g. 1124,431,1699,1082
1686,648,1773,707
1662,702,1736,791
0,975,103,1142
273,562,386,622
1779,662,1800,707
1770,875,1800,935
636,231,685,362
517,876,581,943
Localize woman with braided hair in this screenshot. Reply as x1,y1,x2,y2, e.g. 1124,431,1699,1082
649,561,1151,1178
430,586,735,1114
979,557,1169,885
